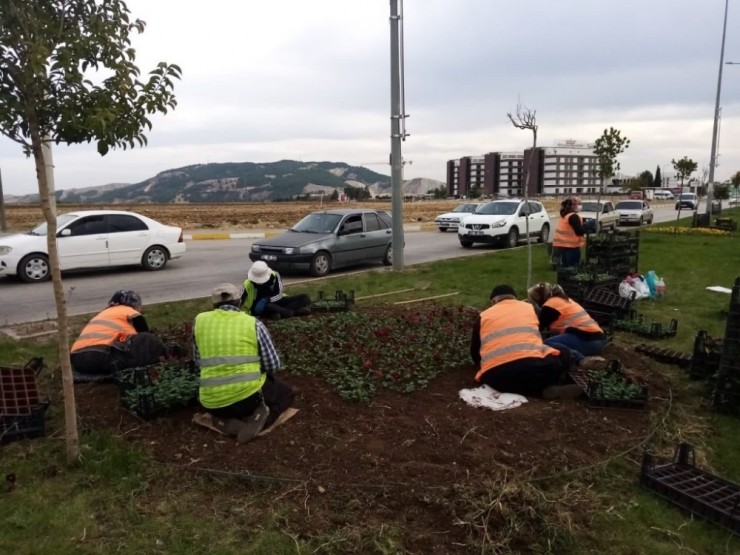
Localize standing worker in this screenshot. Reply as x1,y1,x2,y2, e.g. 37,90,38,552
242,261,311,320
194,283,295,443
552,197,586,268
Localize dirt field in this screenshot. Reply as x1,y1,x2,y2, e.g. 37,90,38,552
1,200,561,232
71,322,664,553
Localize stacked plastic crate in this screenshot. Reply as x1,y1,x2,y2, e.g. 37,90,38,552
712,277,740,413
585,229,640,280
0,358,49,444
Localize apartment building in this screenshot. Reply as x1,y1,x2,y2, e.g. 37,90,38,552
445,152,524,198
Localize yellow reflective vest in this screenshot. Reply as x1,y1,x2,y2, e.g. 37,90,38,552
194,309,264,409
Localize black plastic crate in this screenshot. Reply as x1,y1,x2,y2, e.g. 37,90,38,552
615,310,679,339
1,365,43,415
635,344,692,368
689,330,723,380
114,361,199,420
310,290,355,313
641,443,740,536
583,287,634,316
569,359,648,410
0,402,49,444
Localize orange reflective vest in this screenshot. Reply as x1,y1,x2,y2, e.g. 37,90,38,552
71,305,139,352
544,297,602,335
475,299,560,382
552,214,584,248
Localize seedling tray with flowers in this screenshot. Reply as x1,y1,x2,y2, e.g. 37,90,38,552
310,290,355,313
114,359,199,420
615,310,678,339
569,359,648,410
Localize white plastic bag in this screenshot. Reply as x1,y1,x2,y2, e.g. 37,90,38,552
619,280,634,299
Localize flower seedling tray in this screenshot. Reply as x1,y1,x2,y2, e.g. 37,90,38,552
114,361,199,420
634,344,692,368
569,359,648,410
641,443,740,536
615,310,678,339
310,290,355,313
583,287,634,316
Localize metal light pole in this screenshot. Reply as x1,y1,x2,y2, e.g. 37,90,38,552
389,0,405,271
706,0,729,218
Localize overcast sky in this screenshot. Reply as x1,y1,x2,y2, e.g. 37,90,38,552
2,0,739,196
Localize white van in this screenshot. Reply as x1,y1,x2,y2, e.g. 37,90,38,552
653,190,675,200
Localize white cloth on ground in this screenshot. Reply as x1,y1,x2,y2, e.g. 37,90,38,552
458,385,528,411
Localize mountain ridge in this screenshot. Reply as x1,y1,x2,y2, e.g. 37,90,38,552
5,160,445,203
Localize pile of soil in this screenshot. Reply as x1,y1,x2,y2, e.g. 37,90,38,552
73,340,664,553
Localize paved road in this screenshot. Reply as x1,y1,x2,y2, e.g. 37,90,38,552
0,202,719,325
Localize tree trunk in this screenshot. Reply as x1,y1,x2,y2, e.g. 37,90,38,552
674,178,685,235
31,130,79,461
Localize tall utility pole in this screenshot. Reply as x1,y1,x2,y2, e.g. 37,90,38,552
389,0,405,271
706,0,729,219
0,169,6,232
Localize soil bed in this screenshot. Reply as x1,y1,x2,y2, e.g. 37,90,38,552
73,335,660,552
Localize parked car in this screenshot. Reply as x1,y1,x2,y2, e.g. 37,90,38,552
434,202,483,232
0,210,186,283
653,189,675,200
457,199,551,248
249,209,393,277
615,200,654,226
675,193,699,210
579,200,619,233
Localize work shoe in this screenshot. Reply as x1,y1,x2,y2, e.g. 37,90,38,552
294,306,312,316
542,384,585,400
236,404,271,444
192,413,244,437
578,356,608,371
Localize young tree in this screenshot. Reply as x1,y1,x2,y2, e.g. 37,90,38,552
506,101,538,288
672,156,698,230
593,127,630,190
0,1,181,460
653,165,662,188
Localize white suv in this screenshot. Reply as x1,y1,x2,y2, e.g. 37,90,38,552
458,199,551,248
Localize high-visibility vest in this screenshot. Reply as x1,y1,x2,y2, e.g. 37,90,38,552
475,299,560,382
552,214,585,248
194,309,264,409
71,305,139,352
544,297,603,335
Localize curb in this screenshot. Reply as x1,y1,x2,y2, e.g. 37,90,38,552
185,224,437,240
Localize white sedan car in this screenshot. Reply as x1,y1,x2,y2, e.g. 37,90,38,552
614,200,654,226
0,210,186,283
434,202,483,232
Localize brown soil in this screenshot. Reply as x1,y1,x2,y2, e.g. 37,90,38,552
72,338,664,553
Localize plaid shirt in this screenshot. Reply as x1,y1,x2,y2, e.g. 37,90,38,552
192,304,281,375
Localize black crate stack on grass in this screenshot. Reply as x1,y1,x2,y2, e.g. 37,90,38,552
585,229,640,278
0,358,49,444
712,277,740,414
689,330,723,380
556,264,620,303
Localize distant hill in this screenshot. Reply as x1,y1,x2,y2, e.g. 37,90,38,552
5,161,446,203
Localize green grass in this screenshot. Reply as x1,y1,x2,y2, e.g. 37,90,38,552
1,209,740,553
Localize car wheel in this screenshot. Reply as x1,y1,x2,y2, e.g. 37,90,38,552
18,254,50,283
438,228,447,232
505,227,519,248
142,246,169,271
648,216,654,224
382,244,393,266
539,223,550,243
459,239,473,248
310,251,331,277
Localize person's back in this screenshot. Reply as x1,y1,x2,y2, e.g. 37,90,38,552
71,304,139,353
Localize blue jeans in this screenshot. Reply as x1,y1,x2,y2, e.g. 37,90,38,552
545,333,607,359
559,247,581,268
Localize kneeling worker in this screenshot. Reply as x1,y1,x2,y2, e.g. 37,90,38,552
194,283,295,443
242,261,311,319
470,284,592,400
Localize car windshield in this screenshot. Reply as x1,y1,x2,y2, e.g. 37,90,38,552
477,201,519,216
616,201,642,210
580,202,603,212
452,203,479,213
291,212,343,233
679,194,696,200
28,213,78,235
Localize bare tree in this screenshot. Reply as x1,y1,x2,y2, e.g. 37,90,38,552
507,102,538,288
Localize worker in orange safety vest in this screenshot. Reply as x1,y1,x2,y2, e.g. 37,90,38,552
552,197,586,268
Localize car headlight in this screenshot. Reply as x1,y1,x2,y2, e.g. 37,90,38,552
284,247,296,255
0,246,11,255
251,245,260,252
492,220,507,228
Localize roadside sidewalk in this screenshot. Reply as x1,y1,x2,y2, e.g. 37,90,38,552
184,222,437,240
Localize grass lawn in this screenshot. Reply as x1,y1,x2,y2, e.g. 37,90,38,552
1,208,740,554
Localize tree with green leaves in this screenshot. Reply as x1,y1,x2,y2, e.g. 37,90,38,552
593,127,630,190
638,170,653,189
653,165,662,188
0,0,180,460
672,156,698,230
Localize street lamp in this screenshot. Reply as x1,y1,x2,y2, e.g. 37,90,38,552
706,0,729,218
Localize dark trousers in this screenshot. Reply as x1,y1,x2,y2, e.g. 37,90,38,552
208,374,294,428
71,332,167,375
478,350,573,397
263,294,311,318
558,247,581,268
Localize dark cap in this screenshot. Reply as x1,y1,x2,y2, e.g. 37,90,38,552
108,290,142,310
490,284,516,300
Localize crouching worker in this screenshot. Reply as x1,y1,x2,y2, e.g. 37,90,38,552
242,261,311,320
194,283,295,443
527,282,607,357
470,284,585,400
71,290,167,377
